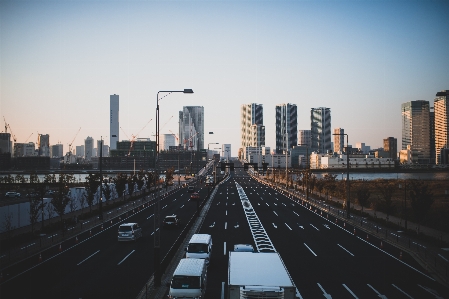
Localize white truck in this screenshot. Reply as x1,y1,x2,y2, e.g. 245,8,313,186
227,251,299,299
168,258,207,298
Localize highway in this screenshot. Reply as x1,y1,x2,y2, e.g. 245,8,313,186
0,172,211,298
200,162,449,298
1,160,449,299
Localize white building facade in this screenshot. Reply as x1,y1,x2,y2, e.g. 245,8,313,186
110,94,119,150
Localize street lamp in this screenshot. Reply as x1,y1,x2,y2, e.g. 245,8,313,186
98,136,103,221
154,89,193,287
333,133,350,219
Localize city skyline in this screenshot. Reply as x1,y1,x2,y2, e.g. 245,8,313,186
1,0,448,157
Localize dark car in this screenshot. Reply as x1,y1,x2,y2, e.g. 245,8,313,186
188,186,195,193
163,215,181,228
190,192,200,200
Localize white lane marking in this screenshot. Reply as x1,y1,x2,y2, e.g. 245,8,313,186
293,211,299,216
304,243,317,256
221,282,225,299
162,205,167,209
357,236,435,281
391,284,414,298
226,210,227,215
323,224,330,229
285,223,292,230
297,223,304,229
77,250,100,266
21,243,36,250
317,283,332,299
310,224,320,231
273,202,277,206
282,203,286,206
117,250,135,265
337,244,354,256
150,228,160,236
272,223,277,228
147,214,154,219
367,284,387,299
273,211,278,216
417,284,444,298
225,222,227,230
438,254,449,262
266,202,270,207
180,204,184,209
342,284,358,298
224,242,226,255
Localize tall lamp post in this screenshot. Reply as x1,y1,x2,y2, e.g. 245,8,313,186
98,136,103,221
333,133,350,219
154,89,193,287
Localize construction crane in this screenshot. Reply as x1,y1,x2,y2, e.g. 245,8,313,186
184,132,199,150
3,117,17,142
168,130,179,143
25,133,33,143
121,119,153,156
68,127,81,158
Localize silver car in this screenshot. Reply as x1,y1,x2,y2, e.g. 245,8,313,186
5,192,21,198
117,223,142,242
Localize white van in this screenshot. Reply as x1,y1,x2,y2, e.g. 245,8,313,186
168,258,207,299
186,234,212,265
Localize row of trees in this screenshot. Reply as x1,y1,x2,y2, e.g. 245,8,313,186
267,170,441,231
3,168,176,236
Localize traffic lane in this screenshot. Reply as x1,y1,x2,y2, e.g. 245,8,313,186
200,184,255,298
0,188,197,298
249,189,448,298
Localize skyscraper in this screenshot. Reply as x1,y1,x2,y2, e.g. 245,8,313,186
298,130,311,147
85,136,94,161
179,106,204,151
401,100,431,164
38,134,50,156
311,107,331,153
383,137,397,160
333,128,344,153
434,90,449,164
241,103,265,148
110,94,119,150
276,103,297,154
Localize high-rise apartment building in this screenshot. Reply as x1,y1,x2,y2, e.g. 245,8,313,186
298,130,311,147
76,145,84,157
38,134,50,156
275,103,297,154
50,144,63,158
383,137,397,160
0,133,12,155
110,94,119,150
311,107,331,153
179,106,204,151
434,90,449,164
241,103,265,148
85,136,94,161
401,100,431,164
333,128,344,153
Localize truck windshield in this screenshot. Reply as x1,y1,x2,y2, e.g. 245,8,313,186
171,275,200,289
188,243,209,253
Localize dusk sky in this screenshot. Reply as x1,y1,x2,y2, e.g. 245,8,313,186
1,0,448,156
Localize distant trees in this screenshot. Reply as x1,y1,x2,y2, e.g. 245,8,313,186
355,182,371,213
409,180,434,231
114,173,128,201
373,179,397,221
84,174,101,212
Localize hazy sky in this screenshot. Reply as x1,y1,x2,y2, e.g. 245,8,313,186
1,0,448,156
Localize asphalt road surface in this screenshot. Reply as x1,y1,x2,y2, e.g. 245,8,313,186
2,162,449,299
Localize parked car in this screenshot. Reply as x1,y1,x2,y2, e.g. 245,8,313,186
163,215,181,228
117,223,142,242
5,192,21,198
